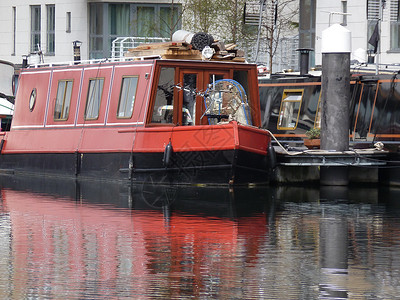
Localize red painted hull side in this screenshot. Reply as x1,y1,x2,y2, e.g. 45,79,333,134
2,122,269,155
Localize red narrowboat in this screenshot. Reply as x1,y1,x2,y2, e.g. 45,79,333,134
0,55,272,185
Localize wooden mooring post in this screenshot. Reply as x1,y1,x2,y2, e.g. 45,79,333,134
320,24,351,186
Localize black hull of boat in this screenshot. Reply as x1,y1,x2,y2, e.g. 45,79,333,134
0,149,270,185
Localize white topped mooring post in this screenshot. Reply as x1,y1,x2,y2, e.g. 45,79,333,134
320,24,351,185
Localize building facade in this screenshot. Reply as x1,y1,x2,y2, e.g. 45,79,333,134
0,0,181,66
314,0,400,66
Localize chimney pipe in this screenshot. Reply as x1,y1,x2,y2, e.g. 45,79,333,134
297,48,313,75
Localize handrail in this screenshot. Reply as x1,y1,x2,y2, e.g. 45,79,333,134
111,37,169,59
26,55,162,69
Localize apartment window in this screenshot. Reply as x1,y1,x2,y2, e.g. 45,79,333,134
109,4,130,37
12,7,16,55
134,5,180,38
117,76,138,118
85,78,104,120
66,12,71,33
89,3,104,59
159,6,180,38
341,1,347,26
137,6,156,37
54,80,73,120
277,90,303,130
391,0,400,50
31,5,41,52
89,3,182,59
46,5,55,54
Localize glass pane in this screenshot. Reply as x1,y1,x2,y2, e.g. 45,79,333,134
47,5,55,53
63,81,73,119
137,7,155,37
47,6,55,31
391,23,400,49
182,74,196,125
54,81,73,120
32,6,41,31
47,33,55,53
54,81,66,120
109,4,130,36
160,7,179,38
118,77,138,118
89,4,103,35
85,79,104,120
278,101,301,129
152,67,175,123
31,6,41,52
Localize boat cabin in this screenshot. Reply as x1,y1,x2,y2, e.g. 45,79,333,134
12,59,260,131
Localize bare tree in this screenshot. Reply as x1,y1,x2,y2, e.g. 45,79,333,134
260,0,298,73
180,0,298,71
183,0,224,33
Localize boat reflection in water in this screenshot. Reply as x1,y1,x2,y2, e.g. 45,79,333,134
1,176,400,299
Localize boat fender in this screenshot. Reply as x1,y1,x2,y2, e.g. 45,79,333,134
163,141,173,167
267,143,277,169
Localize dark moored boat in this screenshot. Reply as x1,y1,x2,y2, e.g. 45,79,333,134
258,66,400,184
259,67,400,145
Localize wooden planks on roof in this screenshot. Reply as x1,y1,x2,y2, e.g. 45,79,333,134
125,41,246,62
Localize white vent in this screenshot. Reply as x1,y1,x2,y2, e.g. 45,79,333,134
390,0,399,22
368,0,380,20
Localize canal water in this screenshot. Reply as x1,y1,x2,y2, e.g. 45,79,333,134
0,175,400,299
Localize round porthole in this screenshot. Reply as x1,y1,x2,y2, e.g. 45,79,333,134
29,88,37,111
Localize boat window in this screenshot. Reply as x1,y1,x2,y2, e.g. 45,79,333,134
117,76,138,118
54,80,73,120
314,93,322,129
29,88,37,112
151,67,175,123
182,73,196,125
233,70,249,96
277,89,303,130
85,78,104,120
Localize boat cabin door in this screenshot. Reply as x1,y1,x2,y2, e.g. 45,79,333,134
178,69,230,125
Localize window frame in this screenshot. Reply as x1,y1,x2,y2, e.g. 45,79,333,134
84,78,105,121
54,80,73,121
277,89,304,130
117,76,139,119
29,88,37,112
